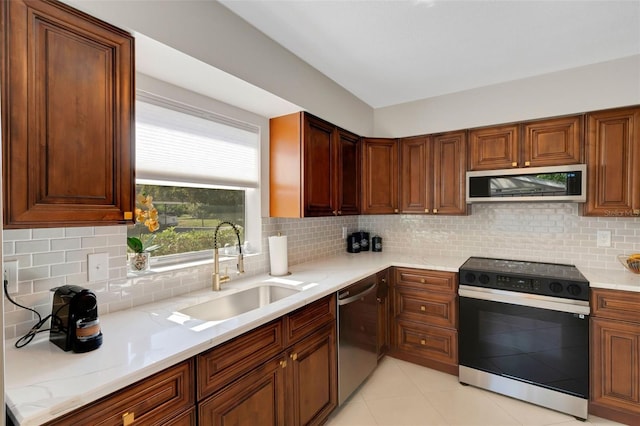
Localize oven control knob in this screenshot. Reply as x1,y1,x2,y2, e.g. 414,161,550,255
464,273,476,284
549,281,563,293
479,274,490,285
567,284,582,297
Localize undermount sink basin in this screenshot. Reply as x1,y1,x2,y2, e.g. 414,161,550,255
178,285,300,322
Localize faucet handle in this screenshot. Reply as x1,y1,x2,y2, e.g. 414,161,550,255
237,254,245,274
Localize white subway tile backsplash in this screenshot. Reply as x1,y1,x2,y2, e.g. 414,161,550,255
3,205,639,339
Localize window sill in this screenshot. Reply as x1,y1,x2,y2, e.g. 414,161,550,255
126,252,259,278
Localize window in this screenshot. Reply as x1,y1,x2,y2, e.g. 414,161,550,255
130,93,261,264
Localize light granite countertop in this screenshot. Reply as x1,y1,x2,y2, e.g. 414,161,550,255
4,252,639,425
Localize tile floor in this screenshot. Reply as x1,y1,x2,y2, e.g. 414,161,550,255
326,357,626,426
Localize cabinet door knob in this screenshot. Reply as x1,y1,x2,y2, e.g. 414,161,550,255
433,208,438,214
420,278,426,284
337,210,342,215
123,412,135,426
420,305,426,311
511,162,518,167
420,339,426,346
524,161,531,167
280,359,287,368
290,353,298,361
394,209,399,213
332,210,337,216
124,211,133,220
425,208,430,213
633,209,640,216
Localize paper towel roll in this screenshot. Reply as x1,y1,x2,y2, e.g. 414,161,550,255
268,235,289,276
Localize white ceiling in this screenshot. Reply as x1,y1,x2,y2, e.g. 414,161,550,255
220,0,640,109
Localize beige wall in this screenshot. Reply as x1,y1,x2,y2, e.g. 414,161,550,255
373,55,640,137
62,0,374,136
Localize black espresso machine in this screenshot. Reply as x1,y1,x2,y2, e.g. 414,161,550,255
50,285,103,353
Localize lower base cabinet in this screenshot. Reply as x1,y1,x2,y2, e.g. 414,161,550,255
199,357,286,425
197,294,337,426
590,289,640,425
44,360,195,426
389,267,459,375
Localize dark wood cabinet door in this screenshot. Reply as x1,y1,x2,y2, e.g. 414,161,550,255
1,0,134,228
400,136,431,213
468,124,519,170
433,131,467,215
287,324,337,426
336,128,360,215
584,107,640,217
522,115,583,167
590,318,640,425
45,360,195,426
361,138,398,214
304,115,337,217
377,269,390,360
198,357,286,426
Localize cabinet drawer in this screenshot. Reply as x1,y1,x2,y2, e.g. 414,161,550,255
284,294,336,346
394,286,457,328
197,319,284,400
394,319,458,367
591,289,640,323
394,268,457,293
45,360,194,426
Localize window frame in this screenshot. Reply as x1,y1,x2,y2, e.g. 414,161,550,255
132,91,263,270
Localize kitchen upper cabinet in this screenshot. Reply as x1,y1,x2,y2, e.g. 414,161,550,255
400,132,467,215
468,124,519,170
361,138,399,214
468,115,583,170
1,0,135,228
590,289,640,425
583,107,640,217
432,131,467,215
270,112,360,217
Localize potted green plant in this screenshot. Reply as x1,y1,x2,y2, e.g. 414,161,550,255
127,193,161,272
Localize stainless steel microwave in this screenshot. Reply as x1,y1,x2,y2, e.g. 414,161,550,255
466,164,586,203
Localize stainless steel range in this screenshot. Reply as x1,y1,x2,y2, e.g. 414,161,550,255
458,257,590,420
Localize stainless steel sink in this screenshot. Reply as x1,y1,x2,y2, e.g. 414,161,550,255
178,285,300,322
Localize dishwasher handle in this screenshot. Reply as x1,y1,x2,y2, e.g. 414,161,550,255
338,283,377,306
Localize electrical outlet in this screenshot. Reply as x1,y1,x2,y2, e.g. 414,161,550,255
4,260,18,293
596,230,611,248
88,253,109,282
342,226,348,239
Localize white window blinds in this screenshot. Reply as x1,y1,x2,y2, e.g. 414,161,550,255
135,95,260,188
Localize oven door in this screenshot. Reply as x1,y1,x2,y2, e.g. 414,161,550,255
459,285,589,399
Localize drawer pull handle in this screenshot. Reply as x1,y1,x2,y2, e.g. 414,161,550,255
123,412,135,426
280,360,287,368
290,353,298,361
420,339,426,346
420,305,426,311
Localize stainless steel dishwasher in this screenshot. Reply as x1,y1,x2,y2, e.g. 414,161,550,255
337,275,378,405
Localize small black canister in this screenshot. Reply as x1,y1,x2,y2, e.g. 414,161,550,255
372,235,383,252
355,231,370,251
347,234,361,253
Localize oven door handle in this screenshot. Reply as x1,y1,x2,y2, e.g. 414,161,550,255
459,285,590,316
